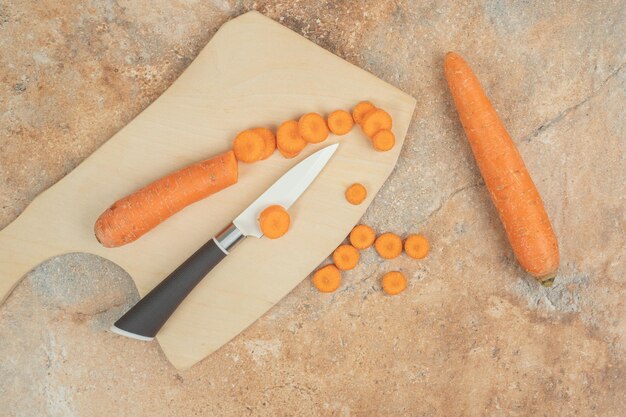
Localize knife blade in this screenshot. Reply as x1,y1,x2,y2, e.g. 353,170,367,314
111,143,339,341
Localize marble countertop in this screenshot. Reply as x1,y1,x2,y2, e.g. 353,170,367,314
1,1,624,416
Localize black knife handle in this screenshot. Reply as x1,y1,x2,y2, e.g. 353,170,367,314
112,224,244,340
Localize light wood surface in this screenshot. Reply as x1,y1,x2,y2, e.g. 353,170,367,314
0,11,415,369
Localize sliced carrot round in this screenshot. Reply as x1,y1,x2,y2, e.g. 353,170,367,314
327,110,354,135
345,183,367,205
352,101,376,125
375,232,402,259
333,244,360,271
312,264,341,293
277,120,307,154
404,234,429,259
371,129,395,151
381,271,407,295
349,224,376,250
298,113,329,143
233,129,265,163
252,127,276,160
258,205,290,239
361,108,392,137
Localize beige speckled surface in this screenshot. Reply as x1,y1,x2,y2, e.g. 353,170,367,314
1,1,625,416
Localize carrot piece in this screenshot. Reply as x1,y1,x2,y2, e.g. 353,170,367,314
277,147,300,159
352,101,375,125
381,271,407,295
444,52,559,281
277,120,307,154
333,244,360,271
374,232,403,259
298,113,329,143
345,183,367,205
95,150,238,248
361,108,392,137
371,129,395,151
327,110,354,135
349,224,376,250
253,127,276,160
258,205,290,239
312,264,342,293
233,129,265,163
404,234,429,259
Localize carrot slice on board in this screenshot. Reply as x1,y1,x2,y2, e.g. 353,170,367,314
375,232,403,259
404,234,429,259
277,120,307,154
233,129,265,163
252,127,276,160
333,244,360,271
361,108,392,137
327,110,354,135
349,224,376,250
258,205,290,239
371,129,395,151
381,271,407,295
345,183,367,205
352,101,376,125
298,113,329,143
312,264,341,293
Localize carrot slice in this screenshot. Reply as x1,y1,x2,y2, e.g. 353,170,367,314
277,147,300,159
258,205,290,239
361,108,392,137
277,120,307,154
381,271,407,295
375,232,402,259
298,113,329,143
233,129,265,163
371,129,395,151
404,234,429,259
349,224,376,250
345,183,367,205
312,264,341,293
327,110,354,135
445,52,559,281
95,150,238,247
352,101,376,125
332,244,360,271
252,127,276,160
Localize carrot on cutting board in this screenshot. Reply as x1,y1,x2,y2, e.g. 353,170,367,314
381,271,407,295
349,224,376,249
252,127,276,160
95,150,238,248
277,120,307,155
345,183,367,205
444,52,559,282
352,101,376,125
298,113,329,143
233,129,265,163
258,205,290,239
375,232,403,259
312,264,342,293
361,108,392,137
404,234,429,259
327,110,354,135
371,129,395,151
333,244,360,271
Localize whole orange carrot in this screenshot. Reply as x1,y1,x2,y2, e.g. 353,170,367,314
444,52,559,282
95,150,238,247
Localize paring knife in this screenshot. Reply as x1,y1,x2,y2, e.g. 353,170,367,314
111,143,339,341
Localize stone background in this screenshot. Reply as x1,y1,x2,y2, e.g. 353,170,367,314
1,1,624,416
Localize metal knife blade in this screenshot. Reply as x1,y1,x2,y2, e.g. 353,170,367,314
233,143,339,238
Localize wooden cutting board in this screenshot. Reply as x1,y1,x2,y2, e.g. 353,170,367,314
0,11,416,369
